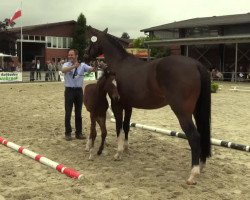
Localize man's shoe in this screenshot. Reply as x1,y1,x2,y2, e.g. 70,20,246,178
75,134,86,140
65,135,72,141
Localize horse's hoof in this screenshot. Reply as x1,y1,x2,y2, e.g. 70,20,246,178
124,145,129,152
186,165,200,185
186,179,197,185
114,153,122,160
85,147,90,152
97,150,102,155
88,154,94,160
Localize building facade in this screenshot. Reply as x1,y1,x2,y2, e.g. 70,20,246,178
141,13,250,80
10,21,129,71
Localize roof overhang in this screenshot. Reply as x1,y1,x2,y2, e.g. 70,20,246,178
144,35,250,47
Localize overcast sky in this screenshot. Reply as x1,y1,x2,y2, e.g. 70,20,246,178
1,0,249,38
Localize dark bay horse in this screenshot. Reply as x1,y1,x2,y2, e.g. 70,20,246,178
84,28,211,185
83,67,120,160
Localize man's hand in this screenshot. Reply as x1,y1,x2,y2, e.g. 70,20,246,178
73,62,80,68
92,66,97,72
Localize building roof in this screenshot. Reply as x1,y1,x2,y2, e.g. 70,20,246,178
144,34,250,46
9,20,76,33
141,13,250,32
8,20,130,46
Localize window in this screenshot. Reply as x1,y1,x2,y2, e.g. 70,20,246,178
63,37,67,48
46,36,72,49
47,37,52,47
68,38,73,48
35,36,40,41
23,35,28,40
29,35,34,40
52,37,57,48
58,37,62,48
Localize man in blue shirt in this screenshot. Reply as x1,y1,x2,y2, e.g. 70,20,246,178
62,49,96,141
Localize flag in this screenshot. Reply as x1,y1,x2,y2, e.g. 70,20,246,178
9,9,22,25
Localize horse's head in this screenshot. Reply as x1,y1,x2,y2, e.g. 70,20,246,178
103,66,115,78
97,66,120,102
83,27,108,63
104,68,120,102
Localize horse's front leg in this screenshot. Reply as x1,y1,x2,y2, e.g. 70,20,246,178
96,115,107,155
123,107,132,152
111,102,124,160
85,114,97,160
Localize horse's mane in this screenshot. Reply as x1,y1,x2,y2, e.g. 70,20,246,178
105,34,129,57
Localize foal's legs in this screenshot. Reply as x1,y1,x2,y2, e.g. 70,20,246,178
123,107,132,151
96,115,107,155
85,114,97,160
173,110,201,185
111,102,124,160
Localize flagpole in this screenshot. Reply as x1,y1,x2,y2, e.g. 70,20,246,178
20,0,23,72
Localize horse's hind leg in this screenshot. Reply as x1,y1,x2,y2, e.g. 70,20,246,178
85,114,97,160
173,110,201,185
123,107,132,151
96,116,107,155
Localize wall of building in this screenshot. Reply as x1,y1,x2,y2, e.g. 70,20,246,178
223,24,250,36
45,48,68,63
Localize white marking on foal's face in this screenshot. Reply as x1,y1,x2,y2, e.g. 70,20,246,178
112,79,117,87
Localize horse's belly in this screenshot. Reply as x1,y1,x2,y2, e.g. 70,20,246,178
123,93,169,109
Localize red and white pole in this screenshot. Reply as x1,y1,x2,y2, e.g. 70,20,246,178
0,137,83,179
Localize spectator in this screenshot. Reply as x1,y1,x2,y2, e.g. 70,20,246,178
51,61,57,81
238,66,245,82
36,60,41,80
47,60,53,81
30,60,36,81
57,59,64,81
211,68,223,81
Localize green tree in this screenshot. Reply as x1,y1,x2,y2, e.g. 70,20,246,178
71,13,87,62
0,18,17,55
132,37,146,48
132,36,170,58
121,32,130,39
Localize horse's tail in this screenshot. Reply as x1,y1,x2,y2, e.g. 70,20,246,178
194,64,211,160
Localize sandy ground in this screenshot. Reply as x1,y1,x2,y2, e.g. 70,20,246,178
0,81,249,200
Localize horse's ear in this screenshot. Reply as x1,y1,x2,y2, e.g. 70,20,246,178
103,28,108,33
87,26,92,33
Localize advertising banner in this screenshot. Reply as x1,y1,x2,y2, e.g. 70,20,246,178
0,72,22,82
84,72,96,81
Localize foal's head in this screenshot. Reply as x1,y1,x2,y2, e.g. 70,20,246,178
98,66,120,102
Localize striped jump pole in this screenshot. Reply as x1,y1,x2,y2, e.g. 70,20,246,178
0,137,83,179
110,118,250,152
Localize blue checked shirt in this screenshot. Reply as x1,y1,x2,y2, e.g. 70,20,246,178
62,62,92,88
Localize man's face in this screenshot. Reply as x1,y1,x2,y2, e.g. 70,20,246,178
68,50,77,63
